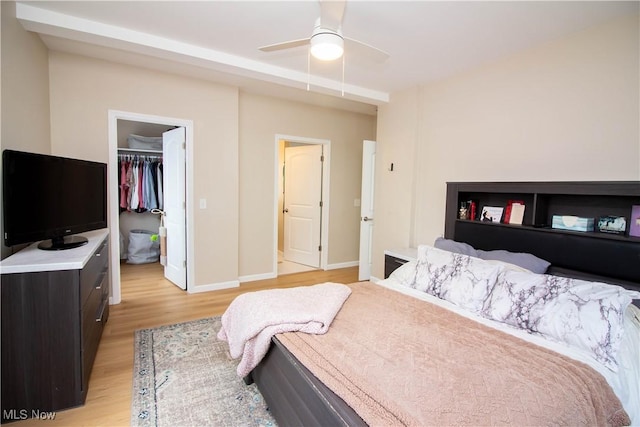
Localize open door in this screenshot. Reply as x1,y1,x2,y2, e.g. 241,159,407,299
162,127,187,289
283,144,323,268
358,140,376,281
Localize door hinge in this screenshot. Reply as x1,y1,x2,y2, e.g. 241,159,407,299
320,155,324,162
183,202,186,209
183,260,187,268
319,201,323,207
182,142,186,150
318,245,322,252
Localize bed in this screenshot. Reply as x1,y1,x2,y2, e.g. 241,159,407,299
242,182,640,426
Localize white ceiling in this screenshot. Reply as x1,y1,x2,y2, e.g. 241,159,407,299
16,1,638,115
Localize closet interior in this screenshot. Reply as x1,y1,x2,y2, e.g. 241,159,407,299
117,120,171,265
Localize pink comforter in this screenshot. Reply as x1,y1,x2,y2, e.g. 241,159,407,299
278,282,630,426
217,282,351,377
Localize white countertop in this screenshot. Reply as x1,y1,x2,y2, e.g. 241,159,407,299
0,229,109,274
384,247,418,262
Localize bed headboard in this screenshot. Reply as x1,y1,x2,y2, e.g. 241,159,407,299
444,181,640,296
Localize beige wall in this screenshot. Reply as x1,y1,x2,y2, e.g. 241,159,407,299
238,92,376,277
371,88,419,275
48,52,239,289
0,1,51,258
47,52,375,287
373,13,640,279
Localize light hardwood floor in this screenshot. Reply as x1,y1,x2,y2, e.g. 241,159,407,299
15,262,359,427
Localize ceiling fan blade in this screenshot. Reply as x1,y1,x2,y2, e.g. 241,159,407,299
319,0,346,30
258,37,311,52
344,37,390,63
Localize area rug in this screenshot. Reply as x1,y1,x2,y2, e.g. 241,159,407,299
131,317,277,427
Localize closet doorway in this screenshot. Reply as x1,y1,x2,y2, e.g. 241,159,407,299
108,110,194,304
274,135,331,276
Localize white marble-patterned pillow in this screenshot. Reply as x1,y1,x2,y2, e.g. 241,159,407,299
410,245,503,313
388,260,418,287
483,270,640,371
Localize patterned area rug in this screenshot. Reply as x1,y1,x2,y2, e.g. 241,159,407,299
131,317,277,427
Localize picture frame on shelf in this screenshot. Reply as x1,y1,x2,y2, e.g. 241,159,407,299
481,206,503,223
508,203,525,225
630,205,640,237
597,216,626,235
503,200,524,224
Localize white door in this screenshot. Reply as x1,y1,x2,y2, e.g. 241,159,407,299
283,144,323,268
162,127,187,289
358,140,376,281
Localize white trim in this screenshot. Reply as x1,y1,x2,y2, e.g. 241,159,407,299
326,261,359,270
273,134,331,277
369,275,383,284
16,2,389,105
239,272,277,283
188,280,239,293
107,110,194,304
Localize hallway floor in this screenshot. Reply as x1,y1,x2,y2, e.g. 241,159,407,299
277,250,317,275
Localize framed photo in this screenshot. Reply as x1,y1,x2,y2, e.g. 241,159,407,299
597,216,626,235
481,206,503,223
630,205,640,237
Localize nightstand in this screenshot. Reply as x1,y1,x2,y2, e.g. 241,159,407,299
383,248,417,279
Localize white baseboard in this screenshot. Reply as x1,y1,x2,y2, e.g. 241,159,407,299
239,272,277,283
326,260,359,270
187,280,239,293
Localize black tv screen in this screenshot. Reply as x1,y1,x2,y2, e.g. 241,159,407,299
3,150,107,250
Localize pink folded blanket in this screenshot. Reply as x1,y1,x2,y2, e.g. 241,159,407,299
217,282,351,377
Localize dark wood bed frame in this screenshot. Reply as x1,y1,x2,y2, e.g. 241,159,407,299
248,181,640,427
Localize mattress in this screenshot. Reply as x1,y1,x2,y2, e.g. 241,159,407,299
252,279,640,426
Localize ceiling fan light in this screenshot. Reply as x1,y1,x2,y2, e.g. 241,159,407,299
310,32,344,61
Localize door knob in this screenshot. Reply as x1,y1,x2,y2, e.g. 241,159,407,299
362,216,373,222
283,208,289,213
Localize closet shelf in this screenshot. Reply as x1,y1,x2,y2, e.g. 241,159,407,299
118,147,162,154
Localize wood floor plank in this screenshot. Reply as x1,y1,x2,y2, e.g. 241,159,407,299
12,262,358,426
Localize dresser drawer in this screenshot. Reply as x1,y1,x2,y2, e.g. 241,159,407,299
81,281,107,392
80,239,108,306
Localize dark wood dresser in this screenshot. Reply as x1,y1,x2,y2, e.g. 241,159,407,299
0,229,110,423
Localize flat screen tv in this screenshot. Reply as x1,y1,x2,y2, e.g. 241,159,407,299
3,149,107,250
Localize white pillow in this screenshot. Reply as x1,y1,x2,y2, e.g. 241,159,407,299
410,245,504,314
388,260,418,287
483,270,640,371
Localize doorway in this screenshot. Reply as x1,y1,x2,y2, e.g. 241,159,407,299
358,140,376,280
274,135,331,276
108,110,194,304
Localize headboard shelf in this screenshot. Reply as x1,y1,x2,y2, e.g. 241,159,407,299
445,181,640,287
455,219,640,243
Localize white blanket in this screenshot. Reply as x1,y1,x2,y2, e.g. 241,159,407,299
217,282,351,377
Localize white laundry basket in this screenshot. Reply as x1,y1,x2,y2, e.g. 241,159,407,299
127,229,160,264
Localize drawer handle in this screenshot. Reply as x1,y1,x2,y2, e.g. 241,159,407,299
391,258,406,265
96,299,107,322
95,272,107,289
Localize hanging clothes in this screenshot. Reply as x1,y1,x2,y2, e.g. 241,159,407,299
118,154,163,213
143,159,158,210
157,162,163,210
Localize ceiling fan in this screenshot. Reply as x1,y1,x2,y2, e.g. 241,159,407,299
258,0,389,62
